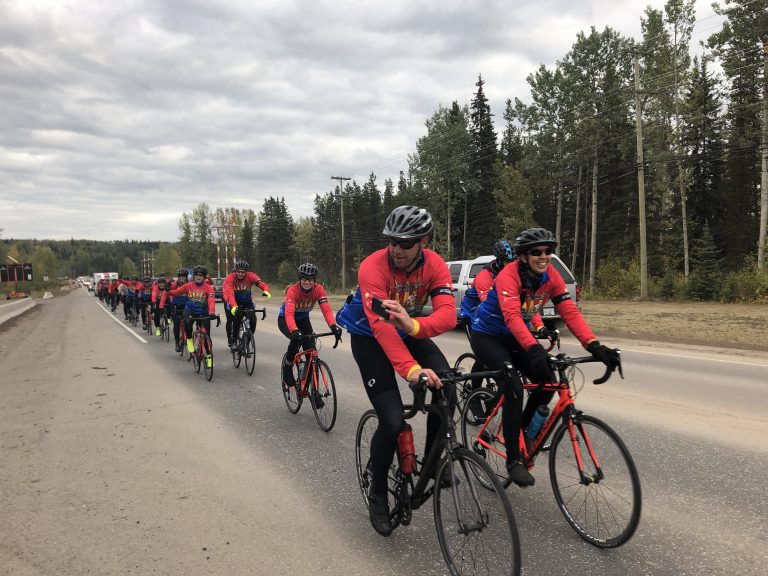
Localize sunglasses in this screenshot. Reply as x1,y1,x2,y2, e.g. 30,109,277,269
527,247,553,256
388,237,420,250
194,273,204,277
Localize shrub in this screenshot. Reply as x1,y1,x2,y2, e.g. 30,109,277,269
594,257,640,299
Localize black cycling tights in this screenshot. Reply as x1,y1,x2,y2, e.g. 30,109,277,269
469,331,554,459
351,334,453,495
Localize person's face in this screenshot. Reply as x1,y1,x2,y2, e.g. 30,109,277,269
521,244,553,275
299,277,315,289
387,236,427,270
178,274,186,283
194,272,205,283
235,269,247,280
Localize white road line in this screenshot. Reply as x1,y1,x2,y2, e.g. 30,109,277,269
97,302,147,343
616,347,767,368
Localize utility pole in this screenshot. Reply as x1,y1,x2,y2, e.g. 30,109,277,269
634,53,648,299
331,176,351,292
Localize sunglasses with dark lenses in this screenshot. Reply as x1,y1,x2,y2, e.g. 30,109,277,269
388,237,419,250
194,272,204,277
528,247,553,256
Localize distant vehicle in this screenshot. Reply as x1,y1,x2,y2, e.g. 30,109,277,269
421,254,580,329
212,277,224,303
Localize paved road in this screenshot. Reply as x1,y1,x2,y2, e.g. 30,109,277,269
2,288,766,575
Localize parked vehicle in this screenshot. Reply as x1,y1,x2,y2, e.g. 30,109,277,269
422,254,580,329
212,277,224,303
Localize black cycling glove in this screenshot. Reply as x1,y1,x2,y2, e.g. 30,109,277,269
586,341,618,368
330,324,343,337
289,330,302,343
527,344,553,384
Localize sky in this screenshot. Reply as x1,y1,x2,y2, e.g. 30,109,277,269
0,0,723,242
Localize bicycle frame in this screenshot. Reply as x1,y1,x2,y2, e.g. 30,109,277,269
469,356,619,477
291,331,338,395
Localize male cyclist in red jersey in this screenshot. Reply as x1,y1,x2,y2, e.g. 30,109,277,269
336,205,456,537
159,268,190,353
470,227,618,487
222,259,271,350
166,265,216,356
278,263,342,396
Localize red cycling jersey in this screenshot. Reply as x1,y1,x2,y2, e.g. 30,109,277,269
167,280,215,315
280,282,336,332
348,247,455,380
490,259,594,350
222,271,270,307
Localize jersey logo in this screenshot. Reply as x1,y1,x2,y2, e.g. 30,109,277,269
367,378,376,388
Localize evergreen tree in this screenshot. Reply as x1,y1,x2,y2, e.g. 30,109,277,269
469,75,499,254
238,211,257,268
687,223,721,299
255,197,294,281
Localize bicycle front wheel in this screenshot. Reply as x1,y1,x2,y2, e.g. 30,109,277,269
310,359,337,432
281,354,301,414
460,388,511,489
232,331,243,368
203,334,213,381
549,413,641,548
243,331,256,376
193,336,202,373
434,448,521,576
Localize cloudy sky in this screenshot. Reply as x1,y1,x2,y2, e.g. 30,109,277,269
1,0,722,242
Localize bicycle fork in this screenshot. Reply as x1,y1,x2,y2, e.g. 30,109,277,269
566,413,604,485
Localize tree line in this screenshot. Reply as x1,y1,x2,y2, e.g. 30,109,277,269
3,0,767,301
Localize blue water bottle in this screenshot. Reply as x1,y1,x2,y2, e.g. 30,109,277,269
526,404,550,440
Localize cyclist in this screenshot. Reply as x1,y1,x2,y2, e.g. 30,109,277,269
159,268,190,353
137,276,154,328
278,263,343,401
166,265,216,357
470,227,618,487
151,275,170,336
108,278,118,312
123,277,139,321
336,205,456,537
222,259,271,350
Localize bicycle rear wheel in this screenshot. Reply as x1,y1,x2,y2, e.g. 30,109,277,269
243,331,256,376
460,388,511,489
434,448,521,576
309,359,337,432
549,413,641,548
281,353,301,414
203,334,214,381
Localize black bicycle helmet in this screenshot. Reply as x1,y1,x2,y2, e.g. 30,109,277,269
143,276,151,283
157,275,168,284
298,262,318,278
382,205,433,239
192,265,207,277
514,227,557,253
234,259,249,271
176,268,188,276
493,240,515,262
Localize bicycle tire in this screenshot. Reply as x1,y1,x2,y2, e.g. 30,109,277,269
309,359,337,432
162,320,170,342
549,413,641,548
193,335,202,373
243,331,256,376
281,353,301,414
434,448,521,576
203,334,213,381
460,388,511,489
232,330,243,368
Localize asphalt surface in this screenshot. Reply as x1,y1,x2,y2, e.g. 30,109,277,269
1,287,766,575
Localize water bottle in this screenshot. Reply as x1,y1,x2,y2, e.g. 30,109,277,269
526,404,550,440
398,423,417,474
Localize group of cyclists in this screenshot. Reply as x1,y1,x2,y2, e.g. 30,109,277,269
94,204,619,541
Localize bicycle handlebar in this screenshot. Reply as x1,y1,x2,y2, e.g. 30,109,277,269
300,331,343,349
244,307,267,321
189,313,221,327
549,350,623,385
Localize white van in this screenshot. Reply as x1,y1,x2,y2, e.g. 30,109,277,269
422,254,580,328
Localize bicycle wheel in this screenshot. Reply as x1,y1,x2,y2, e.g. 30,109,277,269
354,410,379,507
232,330,243,368
549,413,641,548
460,388,511,489
193,335,202,373
243,331,256,376
434,448,521,576
310,359,337,432
281,353,301,414
203,334,214,381
162,320,170,342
